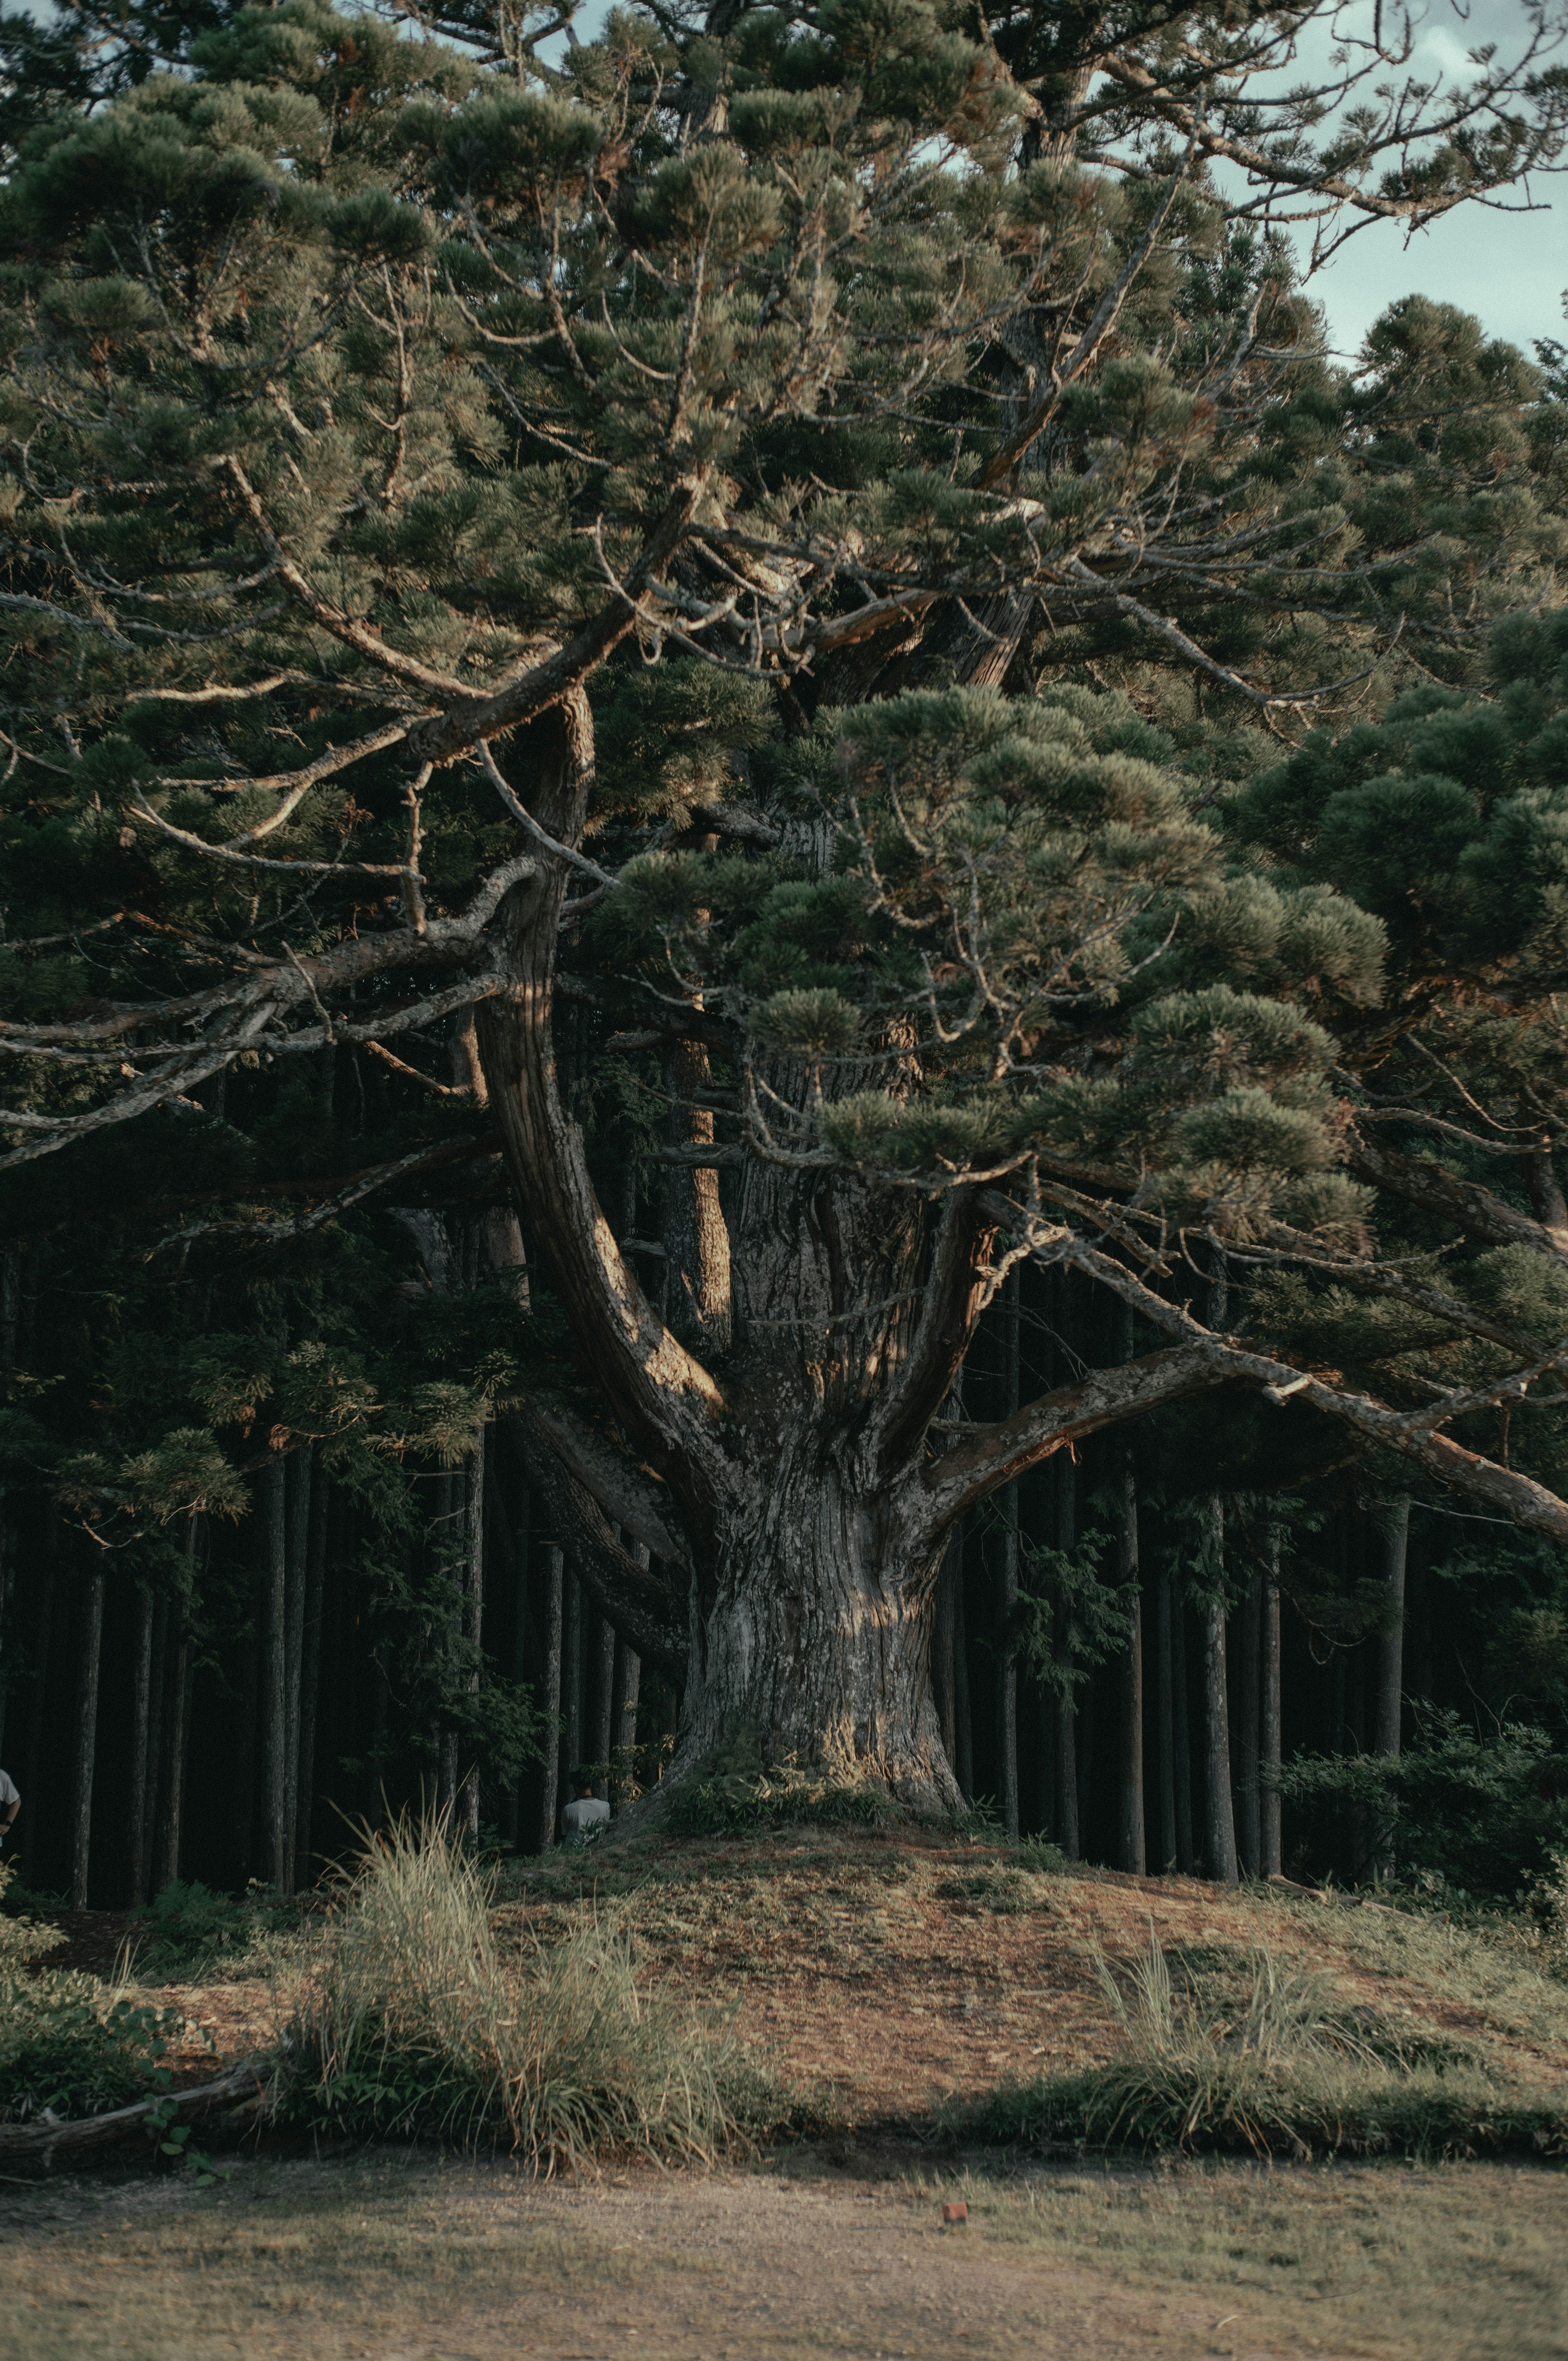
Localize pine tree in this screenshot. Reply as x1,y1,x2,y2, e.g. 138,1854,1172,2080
4,0,1568,1818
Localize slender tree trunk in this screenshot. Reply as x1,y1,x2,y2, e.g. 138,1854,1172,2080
261,1457,288,1892
436,1467,460,1817
953,1554,973,1802
563,1568,582,1793
508,1480,531,1844
1171,1578,1195,1873
295,1468,329,1883
538,1543,564,1850
22,1514,56,1886
142,1592,167,1900
156,1517,198,1894
125,1583,156,1907
1199,1497,1238,1884
1116,1449,1145,1873
1372,1496,1409,1875
1236,1560,1263,1879
999,1272,1020,1843
591,1606,616,1801
282,1443,312,1891
461,1430,486,1839
613,1634,642,1783
1054,1452,1079,1858
1261,1527,1283,1879
71,1557,105,1910
1155,1560,1178,1871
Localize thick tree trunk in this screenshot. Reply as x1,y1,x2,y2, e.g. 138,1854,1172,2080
934,1532,959,1769
537,1542,563,1851
1199,1499,1238,1884
260,1458,288,1892
125,1583,155,1908
1261,1530,1283,1879
71,1559,105,1910
1116,1450,1145,1875
677,1454,959,1813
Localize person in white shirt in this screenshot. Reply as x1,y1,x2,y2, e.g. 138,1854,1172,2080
0,1767,19,1853
560,1773,610,1847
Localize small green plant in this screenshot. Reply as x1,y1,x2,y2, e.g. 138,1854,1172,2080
127,1878,297,1981
143,2070,221,2182
1013,1837,1069,1875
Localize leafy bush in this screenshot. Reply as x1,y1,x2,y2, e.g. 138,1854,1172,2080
662,1734,896,1838
276,1816,773,2171
127,1878,297,1981
957,1931,1568,2161
0,1864,182,2123
1273,1709,1568,1898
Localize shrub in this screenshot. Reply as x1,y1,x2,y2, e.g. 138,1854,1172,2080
1272,1708,1568,1898
662,1734,896,1838
275,1815,768,2172
0,1864,183,2123
956,1930,1568,2161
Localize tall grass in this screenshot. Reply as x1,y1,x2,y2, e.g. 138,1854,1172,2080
276,1815,760,2173
960,1928,1568,2160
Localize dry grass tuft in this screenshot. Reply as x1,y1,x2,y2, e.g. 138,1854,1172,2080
274,1814,775,2173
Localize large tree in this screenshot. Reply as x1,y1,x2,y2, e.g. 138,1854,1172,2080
5,0,1568,1811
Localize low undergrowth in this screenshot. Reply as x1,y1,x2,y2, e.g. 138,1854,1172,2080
0,1865,184,2124
662,1737,900,1840
275,1815,786,2173
957,1930,1568,2161
128,1878,301,1984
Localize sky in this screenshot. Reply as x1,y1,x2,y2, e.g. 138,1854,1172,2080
1278,0,1567,361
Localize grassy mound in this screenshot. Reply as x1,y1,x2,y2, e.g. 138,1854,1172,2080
958,1929,1568,2161
276,1816,776,2172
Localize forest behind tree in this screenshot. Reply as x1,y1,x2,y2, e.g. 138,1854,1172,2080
5,0,1568,1911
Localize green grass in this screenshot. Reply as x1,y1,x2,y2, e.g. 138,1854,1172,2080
956,1927,1568,2160
913,2155,1568,2361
